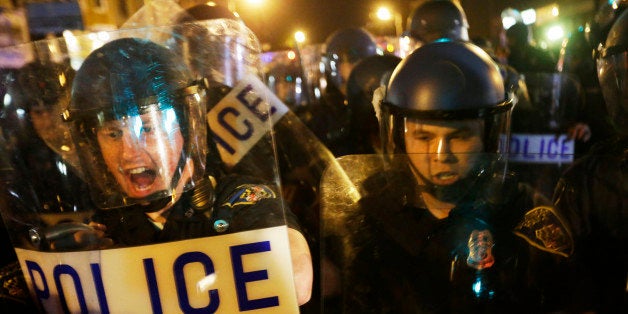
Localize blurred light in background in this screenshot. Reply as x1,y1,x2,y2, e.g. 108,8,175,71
546,24,565,42
521,9,537,25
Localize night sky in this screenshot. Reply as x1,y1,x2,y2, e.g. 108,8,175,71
233,0,576,50
236,0,372,49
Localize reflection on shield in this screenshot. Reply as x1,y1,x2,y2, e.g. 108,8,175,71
320,154,409,306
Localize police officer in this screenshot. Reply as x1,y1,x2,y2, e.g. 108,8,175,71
344,54,401,154
62,38,312,304
407,1,522,101
307,27,378,156
327,41,572,313
553,9,628,313
0,61,88,311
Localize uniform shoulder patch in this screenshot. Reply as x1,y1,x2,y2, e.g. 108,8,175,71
222,184,276,208
514,206,574,257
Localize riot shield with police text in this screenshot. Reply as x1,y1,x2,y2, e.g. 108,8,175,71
509,72,582,198
0,24,301,313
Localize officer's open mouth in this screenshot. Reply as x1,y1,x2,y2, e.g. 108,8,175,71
434,172,458,183
128,167,156,189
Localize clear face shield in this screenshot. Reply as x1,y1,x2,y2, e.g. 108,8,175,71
404,118,487,187
380,104,512,203
75,99,206,208
597,50,628,133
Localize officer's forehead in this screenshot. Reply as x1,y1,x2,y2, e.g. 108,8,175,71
100,108,179,127
405,118,483,132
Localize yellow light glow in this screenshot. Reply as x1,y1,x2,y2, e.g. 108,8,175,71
376,7,393,21
551,6,559,16
546,25,565,41
294,31,306,43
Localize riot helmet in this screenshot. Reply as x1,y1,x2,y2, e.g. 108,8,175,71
14,61,79,166
407,0,469,46
323,27,378,94
586,0,628,52
596,9,628,136
63,38,207,210
178,2,241,22
380,41,512,201
505,23,530,49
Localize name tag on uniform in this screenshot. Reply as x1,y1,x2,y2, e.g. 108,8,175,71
508,133,574,164
15,226,298,314
207,74,289,167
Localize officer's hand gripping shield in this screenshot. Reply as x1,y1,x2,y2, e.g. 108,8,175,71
0,24,300,313
320,153,573,313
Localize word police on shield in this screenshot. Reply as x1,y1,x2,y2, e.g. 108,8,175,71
208,75,289,167
17,226,298,313
508,133,575,164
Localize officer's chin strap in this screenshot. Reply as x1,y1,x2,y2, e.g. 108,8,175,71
190,174,216,219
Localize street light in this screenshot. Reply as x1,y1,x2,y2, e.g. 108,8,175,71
375,5,402,37
294,30,306,44
376,7,393,21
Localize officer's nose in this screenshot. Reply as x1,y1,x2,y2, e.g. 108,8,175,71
432,137,456,163
120,131,143,160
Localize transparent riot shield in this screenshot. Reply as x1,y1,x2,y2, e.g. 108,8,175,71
127,5,338,310
0,25,301,313
509,72,582,199
320,154,573,313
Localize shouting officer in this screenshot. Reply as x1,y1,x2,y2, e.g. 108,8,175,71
60,37,312,305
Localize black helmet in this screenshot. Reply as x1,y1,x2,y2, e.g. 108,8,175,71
406,0,469,44
324,27,378,92
64,38,207,209
586,0,628,52
346,54,401,153
381,41,512,154
505,23,530,48
178,2,241,23
596,9,628,135
13,61,82,172
16,61,74,111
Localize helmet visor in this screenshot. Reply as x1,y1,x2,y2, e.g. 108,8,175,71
404,118,489,188
93,105,190,202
